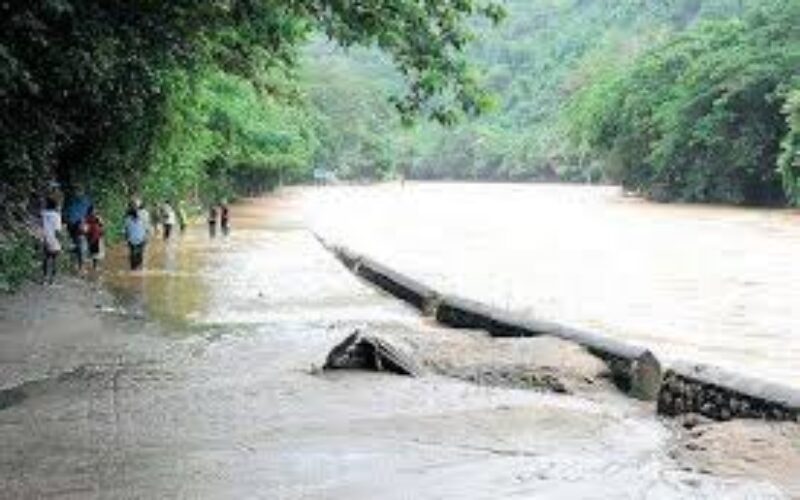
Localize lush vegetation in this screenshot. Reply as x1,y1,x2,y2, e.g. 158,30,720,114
305,0,798,206
1,0,798,287
780,88,800,203
0,0,503,218
306,0,758,182
0,0,502,285
568,0,799,204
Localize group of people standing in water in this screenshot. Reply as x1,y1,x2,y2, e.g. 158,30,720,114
207,203,230,238
121,199,183,270
40,187,107,283
39,185,231,282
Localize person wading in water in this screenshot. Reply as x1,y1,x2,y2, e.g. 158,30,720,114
162,201,176,241
220,202,230,237
208,205,218,238
124,203,148,270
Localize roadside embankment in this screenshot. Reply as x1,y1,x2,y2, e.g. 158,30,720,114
320,238,799,422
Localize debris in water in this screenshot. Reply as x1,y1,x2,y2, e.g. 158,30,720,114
324,330,422,377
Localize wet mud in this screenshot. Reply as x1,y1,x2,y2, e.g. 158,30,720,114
673,418,800,497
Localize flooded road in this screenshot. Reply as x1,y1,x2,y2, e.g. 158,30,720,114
1,187,797,498
307,183,800,389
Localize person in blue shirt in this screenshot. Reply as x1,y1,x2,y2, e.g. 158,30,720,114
63,186,92,270
124,203,148,270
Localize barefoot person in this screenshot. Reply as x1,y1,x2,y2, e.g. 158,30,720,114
40,197,62,284
124,203,148,270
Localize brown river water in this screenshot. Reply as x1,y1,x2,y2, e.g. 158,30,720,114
2,183,797,498
306,183,800,389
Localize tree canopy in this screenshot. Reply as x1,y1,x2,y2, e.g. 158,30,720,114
567,0,799,204
303,0,782,186
0,0,502,230
2,0,798,222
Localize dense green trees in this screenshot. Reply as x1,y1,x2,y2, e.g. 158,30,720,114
0,0,504,286
307,0,765,183
302,44,402,181
568,0,799,204
2,0,798,240
780,89,800,203
301,0,798,207
0,0,502,226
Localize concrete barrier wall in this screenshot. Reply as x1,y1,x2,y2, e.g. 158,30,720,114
335,246,363,272
355,256,439,313
323,240,798,418
658,362,799,422
322,240,438,314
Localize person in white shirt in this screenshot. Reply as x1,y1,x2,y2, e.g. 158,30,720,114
161,201,176,241
124,203,149,270
41,197,62,284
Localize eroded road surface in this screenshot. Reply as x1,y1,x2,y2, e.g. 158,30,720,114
0,189,796,498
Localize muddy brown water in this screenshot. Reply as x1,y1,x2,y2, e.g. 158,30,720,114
1,185,797,498
306,183,800,390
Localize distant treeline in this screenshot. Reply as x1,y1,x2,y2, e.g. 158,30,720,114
307,0,799,206
568,0,799,205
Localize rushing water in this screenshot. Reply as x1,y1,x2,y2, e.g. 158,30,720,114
306,182,800,389
6,185,791,498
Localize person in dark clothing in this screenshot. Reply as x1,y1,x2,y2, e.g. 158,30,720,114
220,203,230,237
208,205,218,238
64,187,91,270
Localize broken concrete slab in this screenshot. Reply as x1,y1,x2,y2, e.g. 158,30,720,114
435,294,662,401
323,323,612,397
420,331,610,395
324,330,423,377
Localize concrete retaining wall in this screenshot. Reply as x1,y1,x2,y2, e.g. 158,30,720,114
658,362,799,422
335,246,362,272
355,256,440,314
323,240,798,417
325,242,439,314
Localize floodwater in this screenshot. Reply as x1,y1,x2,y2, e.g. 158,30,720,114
1,185,797,498
307,183,800,389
